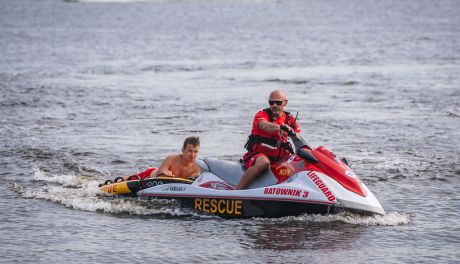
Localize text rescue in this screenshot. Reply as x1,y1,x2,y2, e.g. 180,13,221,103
194,198,242,215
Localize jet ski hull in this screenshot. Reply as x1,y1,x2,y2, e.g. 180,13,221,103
138,170,384,218
141,193,341,218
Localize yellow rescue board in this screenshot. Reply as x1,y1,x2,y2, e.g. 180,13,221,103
100,177,194,195
100,181,134,195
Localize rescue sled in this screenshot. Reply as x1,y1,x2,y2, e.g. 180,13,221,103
99,168,193,196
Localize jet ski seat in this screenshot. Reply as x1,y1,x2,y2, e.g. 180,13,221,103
196,159,210,173
203,157,277,189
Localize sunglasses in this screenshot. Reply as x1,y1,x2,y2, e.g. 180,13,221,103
268,100,284,106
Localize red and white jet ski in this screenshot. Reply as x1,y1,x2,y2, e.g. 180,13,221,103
138,134,385,218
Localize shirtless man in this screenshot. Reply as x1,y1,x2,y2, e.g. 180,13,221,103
150,136,201,179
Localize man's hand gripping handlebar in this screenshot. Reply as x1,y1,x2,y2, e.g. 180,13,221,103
280,124,296,137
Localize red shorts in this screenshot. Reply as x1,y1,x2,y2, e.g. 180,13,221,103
242,152,267,169
125,167,157,180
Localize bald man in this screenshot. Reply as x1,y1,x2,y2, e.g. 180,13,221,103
236,89,301,189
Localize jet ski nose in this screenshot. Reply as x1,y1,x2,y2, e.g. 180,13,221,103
311,146,367,197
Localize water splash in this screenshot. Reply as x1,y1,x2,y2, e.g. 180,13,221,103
265,211,412,226
12,169,197,216
32,167,87,187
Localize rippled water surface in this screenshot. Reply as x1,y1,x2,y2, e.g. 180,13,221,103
1,0,459,263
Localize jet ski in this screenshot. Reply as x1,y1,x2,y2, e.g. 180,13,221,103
138,134,385,218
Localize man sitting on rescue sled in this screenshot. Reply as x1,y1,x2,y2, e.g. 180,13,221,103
235,89,301,190
150,136,201,180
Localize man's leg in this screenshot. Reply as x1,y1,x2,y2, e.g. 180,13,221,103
235,155,270,190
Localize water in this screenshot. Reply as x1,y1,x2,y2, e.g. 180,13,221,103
1,0,459,263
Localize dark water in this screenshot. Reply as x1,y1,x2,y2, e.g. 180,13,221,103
1,0,459,263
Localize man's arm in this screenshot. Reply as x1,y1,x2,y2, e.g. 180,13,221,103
258,121,295,138
150,155,176,177
255,111,294,135
187,166,202,180
258,120,281,133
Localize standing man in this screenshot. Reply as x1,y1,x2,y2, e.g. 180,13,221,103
236,89,300,189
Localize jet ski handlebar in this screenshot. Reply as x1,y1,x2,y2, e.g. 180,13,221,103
279,120,319,163
280,124,297,137
289,133,319,164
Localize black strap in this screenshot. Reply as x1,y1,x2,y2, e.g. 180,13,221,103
263,108,276,122
285,111,297,130
244,134,294,154
245,134,278,151
264,108,295,129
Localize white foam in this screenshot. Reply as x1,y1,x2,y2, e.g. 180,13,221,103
12,182,196,216
268,211,412,226
13,169,199,216
32,168,85,187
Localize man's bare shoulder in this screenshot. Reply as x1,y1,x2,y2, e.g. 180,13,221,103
164,153,181,162
192,162,201,171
